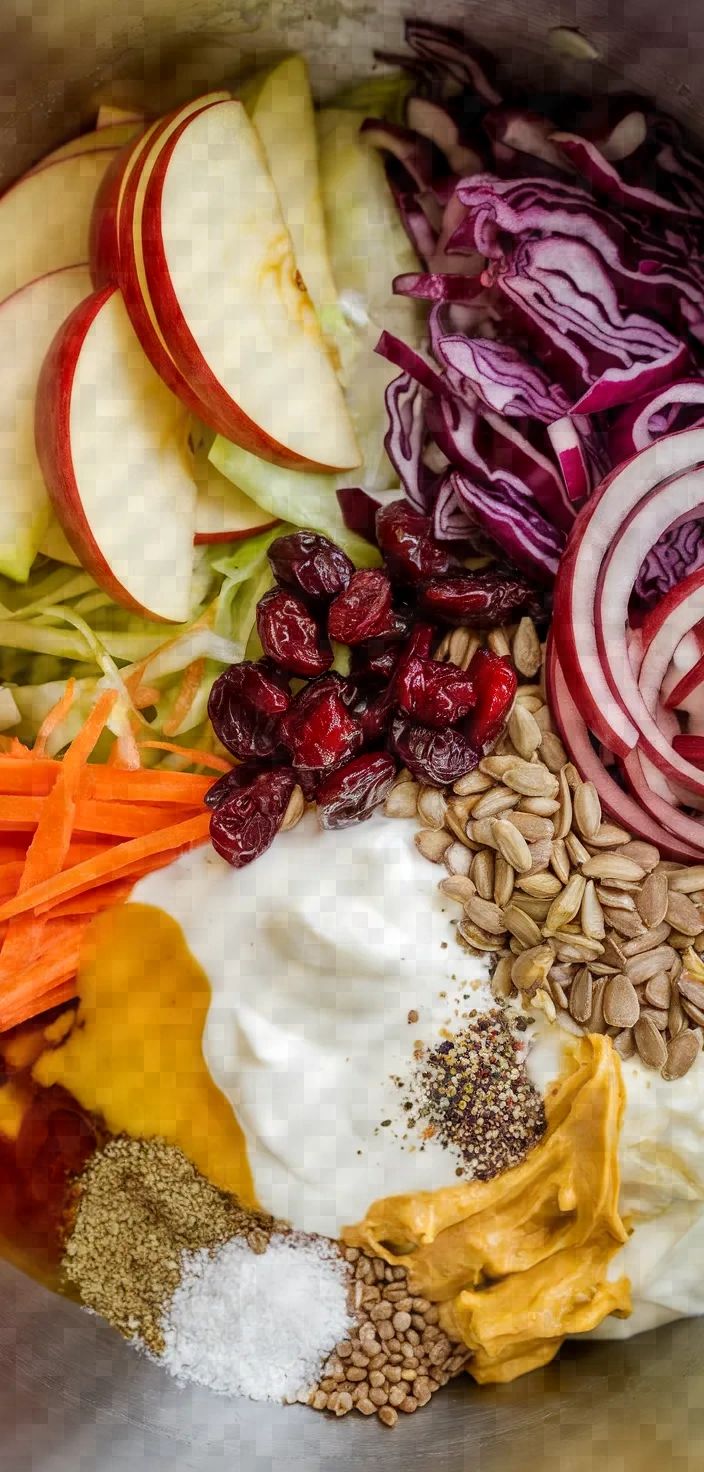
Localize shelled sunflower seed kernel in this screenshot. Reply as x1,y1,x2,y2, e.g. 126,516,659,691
384,619,704,1082
306,1249,470,1426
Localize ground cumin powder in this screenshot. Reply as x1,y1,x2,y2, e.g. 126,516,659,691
62,1136,278,1353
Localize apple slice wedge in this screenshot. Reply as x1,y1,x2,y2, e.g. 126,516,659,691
35,286,197,623
0,265,92,581
141,99,361,471
192,445,277,544
0,150,121,303
29,122,142,174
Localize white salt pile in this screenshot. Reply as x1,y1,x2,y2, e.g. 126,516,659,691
160,1232,354,1402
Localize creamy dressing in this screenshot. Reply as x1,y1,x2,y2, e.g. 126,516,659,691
133,814,704,1337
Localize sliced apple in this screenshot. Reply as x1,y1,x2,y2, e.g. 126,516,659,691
96,106,145,129
0,265,91,581
38,516,81,566
0,150,120,304
141,99,360,472
192,444,277,544
35,286,197,623
29,122,142,174
239,57,341,344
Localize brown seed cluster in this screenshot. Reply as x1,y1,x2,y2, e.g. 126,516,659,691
386,618,704,1083
399,1011,546,1179
62,1136,279,1354
306,1249,470,1427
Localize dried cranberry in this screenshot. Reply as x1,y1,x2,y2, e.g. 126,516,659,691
293,766,321,802
279,675,364,770
351,640,404,681
328,570,396,644
256,587,332,678
375,501,458,585
420,572,541,627
316,752,398,829
396,656,477,727
465,648,518,752
204,761,272,810
208,662,290,761
268,531,354,601
210,768,296,868
390,714,480,787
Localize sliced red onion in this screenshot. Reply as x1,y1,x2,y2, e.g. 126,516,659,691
672,734,704,769
548,414,609,504
665,649,704,710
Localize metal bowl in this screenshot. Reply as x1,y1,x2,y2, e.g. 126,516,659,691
1,4,703,1466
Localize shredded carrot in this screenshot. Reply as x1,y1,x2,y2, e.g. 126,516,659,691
137,741,233,772
0,682,215,1030
162,658,206,738
32,678,76,759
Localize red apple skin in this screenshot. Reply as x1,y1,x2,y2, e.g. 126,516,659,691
141,107,357,474
34,284,180,623
88,132,144,290
193,518,278,547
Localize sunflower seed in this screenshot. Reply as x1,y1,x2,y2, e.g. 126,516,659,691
682,997,704,1026
444,806,476,849
682,946,704,980
503,904,543,949
533,986,557,1022
549,976,569,1008
488,626,511,657
539,732,568,774
661,1031,700,1079
572,781,601,840
551,930,604,956
569,967,593,1023
625,945,677,984
471,787,521,820
464,895,507,935
634,871,668,928
620,922,671,957
545,873,586,934
563,763,581,791
511,942,555,991
534,705,554,734
596,886,636,912
603,974,640,1028
453,770,493,796
512,616,542,677
511,894,552,922
519,796,561,816
550,837,571,885
439,874,476,904
479,755,522,780
517,871,563,898
384,781,420,819
666,891,704,936
471,849,495,900
415,829,452,863
666,864,704,894
668,989,688,1038
417,787,447,829
491,954,514,1000
444,841,473,877
614,840,660,872
468,818,500,849
578,880,605,941
504,764,559,799
529,838,555,875
493,855,515,908
634,1015,668,1069
565,831,591,867
641,1007,669,1031
587,977,608,1034
602,907,646,940
678,972,704,1010
591,963,619,976
642,970,671,1010
613,1029,635,1060
446,626,472,668
506,810,555,843
581,854,646,882
508,703,542,761
493,732,521,759
585,823,633,848
280,784,306,831
516,695,544,714
392,766,415,786
602,934,628,971
457,918,505,952
492,819,532,874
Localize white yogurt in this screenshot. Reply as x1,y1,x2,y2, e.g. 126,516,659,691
133,811,494,1236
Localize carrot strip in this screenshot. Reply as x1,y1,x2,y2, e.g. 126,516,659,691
43,879,135,919
0,811,211,920
0,761,215,805
163,658,206,738
0,796,204,840
137,741,233,772
32,678,76,759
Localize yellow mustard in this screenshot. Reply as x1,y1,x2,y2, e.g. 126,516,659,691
343,1034,631,1382
33,902,255,1203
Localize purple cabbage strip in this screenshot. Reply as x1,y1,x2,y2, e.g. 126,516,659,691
432,334,571,422
403,18,502,104
450,471,563,582
608,378,704,461
393,271,487,302
382,370,434,513
548,414,609,503
551,131,692,216
635,520,704,607
433,471,478,540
